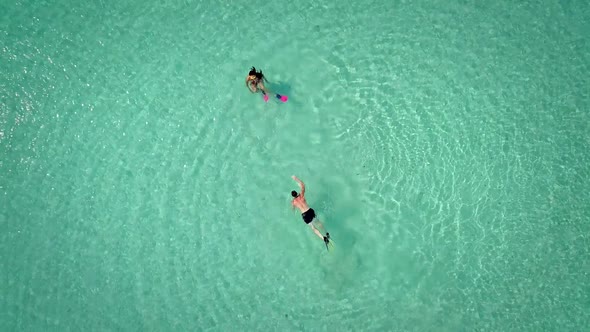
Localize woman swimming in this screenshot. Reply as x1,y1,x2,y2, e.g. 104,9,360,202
245,66,270,95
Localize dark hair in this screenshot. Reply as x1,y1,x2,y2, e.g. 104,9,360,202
291,191,298,197
249,66,265,80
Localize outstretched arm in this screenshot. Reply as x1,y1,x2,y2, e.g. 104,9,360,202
292,175,305,195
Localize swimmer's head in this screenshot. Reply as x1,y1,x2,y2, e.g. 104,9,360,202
249,66,265,80
291,190,298,197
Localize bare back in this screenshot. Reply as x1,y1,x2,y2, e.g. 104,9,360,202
292,195,310,213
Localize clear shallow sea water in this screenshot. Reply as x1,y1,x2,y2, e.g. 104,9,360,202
1,0,589,331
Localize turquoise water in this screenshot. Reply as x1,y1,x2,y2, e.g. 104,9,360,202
1,0,589,331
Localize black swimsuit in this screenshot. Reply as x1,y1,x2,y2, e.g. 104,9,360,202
302,208,316,224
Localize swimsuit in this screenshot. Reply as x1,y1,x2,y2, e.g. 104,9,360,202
301,208,316,224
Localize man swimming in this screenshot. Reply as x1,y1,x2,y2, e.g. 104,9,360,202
291,175,330,245
245,66,270,95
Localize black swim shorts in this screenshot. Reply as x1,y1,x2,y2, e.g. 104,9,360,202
302,208,316,224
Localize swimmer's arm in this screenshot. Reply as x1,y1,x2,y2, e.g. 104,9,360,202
245,78,256,93
292,175,305,195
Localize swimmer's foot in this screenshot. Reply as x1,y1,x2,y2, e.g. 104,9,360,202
323,233,330,251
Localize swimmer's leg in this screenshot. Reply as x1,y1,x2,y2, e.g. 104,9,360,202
309,223,325,240
313,219,327,233
258,82,271,95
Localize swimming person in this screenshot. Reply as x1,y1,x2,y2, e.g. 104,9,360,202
245,66,289,103
245,66,270,95
291,175,330,246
